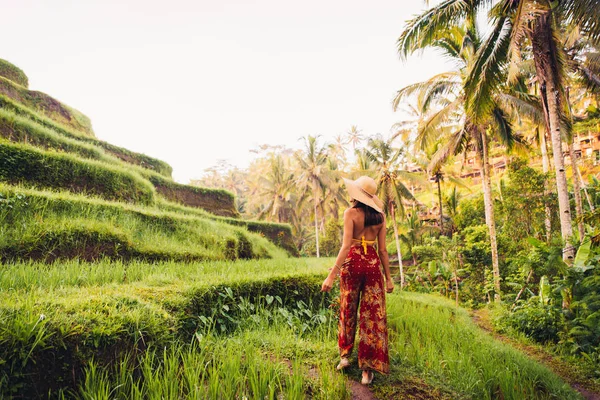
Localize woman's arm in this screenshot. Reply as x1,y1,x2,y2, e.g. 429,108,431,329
321,208,354,292
377,214,394,293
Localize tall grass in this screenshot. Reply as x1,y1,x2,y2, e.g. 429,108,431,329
0,259,341,398
386,292,581,400
77,310,348,400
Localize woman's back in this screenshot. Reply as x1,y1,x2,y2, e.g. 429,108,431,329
348,207,382,242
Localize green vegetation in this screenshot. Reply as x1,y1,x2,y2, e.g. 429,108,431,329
0,76,93,136
149,174,239,218
0,58,28,87
378,292,579,399
0,255,582,398
0,184,286,262
0,257,332,398
0,95,173,177
0,140,156,205
1,1,599,393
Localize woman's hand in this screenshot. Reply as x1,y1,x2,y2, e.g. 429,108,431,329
386,279,394,293
321,276,335,292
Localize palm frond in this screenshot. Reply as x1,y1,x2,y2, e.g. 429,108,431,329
428,128,469,174
397,0,471,59
392,72,459,111
491,107,516,150
507,1,549,83
465,15,511,121
561,0,600,41
495,92,545,126
415,98,463,150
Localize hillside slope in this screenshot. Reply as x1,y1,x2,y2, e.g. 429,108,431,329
0,59,298,260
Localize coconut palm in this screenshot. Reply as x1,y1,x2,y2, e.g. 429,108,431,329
364,135,418,288
396,20,525,301
295,135,330,257
346,125,364,150
458,1,600,261
255,154,296,223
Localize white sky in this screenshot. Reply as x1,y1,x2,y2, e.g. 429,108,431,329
2,0,453,183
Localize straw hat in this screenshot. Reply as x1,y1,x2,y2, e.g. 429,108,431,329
342,176,384,213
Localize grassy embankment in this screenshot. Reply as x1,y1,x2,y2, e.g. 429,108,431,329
0,183,288,262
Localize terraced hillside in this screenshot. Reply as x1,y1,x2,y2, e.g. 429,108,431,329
0,58,298,261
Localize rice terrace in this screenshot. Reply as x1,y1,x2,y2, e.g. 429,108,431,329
2,0,600,399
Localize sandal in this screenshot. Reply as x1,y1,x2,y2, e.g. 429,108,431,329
336,357,350,370
361,370,374,385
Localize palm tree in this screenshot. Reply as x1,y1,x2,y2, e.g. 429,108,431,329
256,154,296,223
365,135,417,287
396,21,523,301
295,135,330,258
457,1,599,261
346,125,364,150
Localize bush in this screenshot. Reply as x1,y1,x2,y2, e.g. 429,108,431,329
0,140,156,204
502,300,562,343
412,243,443,264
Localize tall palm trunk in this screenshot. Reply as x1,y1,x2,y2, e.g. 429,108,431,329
478,128,501,302
436,176,444,233
390,203,404,289
566,89,585,241
313,181,320,258
530,12,575,262
568,139,585,241
539,124,553,243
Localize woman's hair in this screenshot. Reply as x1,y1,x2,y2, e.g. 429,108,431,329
353,200,383,226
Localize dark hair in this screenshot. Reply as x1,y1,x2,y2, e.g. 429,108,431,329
353,200,383,226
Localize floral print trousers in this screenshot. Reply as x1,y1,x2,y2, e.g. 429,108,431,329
338,245,389,374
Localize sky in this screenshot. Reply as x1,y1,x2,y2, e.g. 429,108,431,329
2,0,453,183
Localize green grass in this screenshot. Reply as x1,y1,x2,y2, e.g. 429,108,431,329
0,256,587,399
0,58,28,88
0,93,173,177
0,76,94,135
0,257,334,398
0,183,287,262
157,198,298,255
149,174,239,218
0,140,157,204
379,291,581,400
76,306,348,400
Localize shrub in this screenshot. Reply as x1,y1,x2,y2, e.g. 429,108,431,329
502,299,562,343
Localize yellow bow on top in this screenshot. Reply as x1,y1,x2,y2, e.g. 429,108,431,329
353,236,376,254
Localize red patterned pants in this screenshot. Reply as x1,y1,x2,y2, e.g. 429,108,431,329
338,245,389,374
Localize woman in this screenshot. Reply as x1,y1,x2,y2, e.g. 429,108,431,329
321,175,394,385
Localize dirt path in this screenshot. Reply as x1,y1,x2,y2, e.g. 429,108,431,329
471,309,600,400
348,380,377,400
